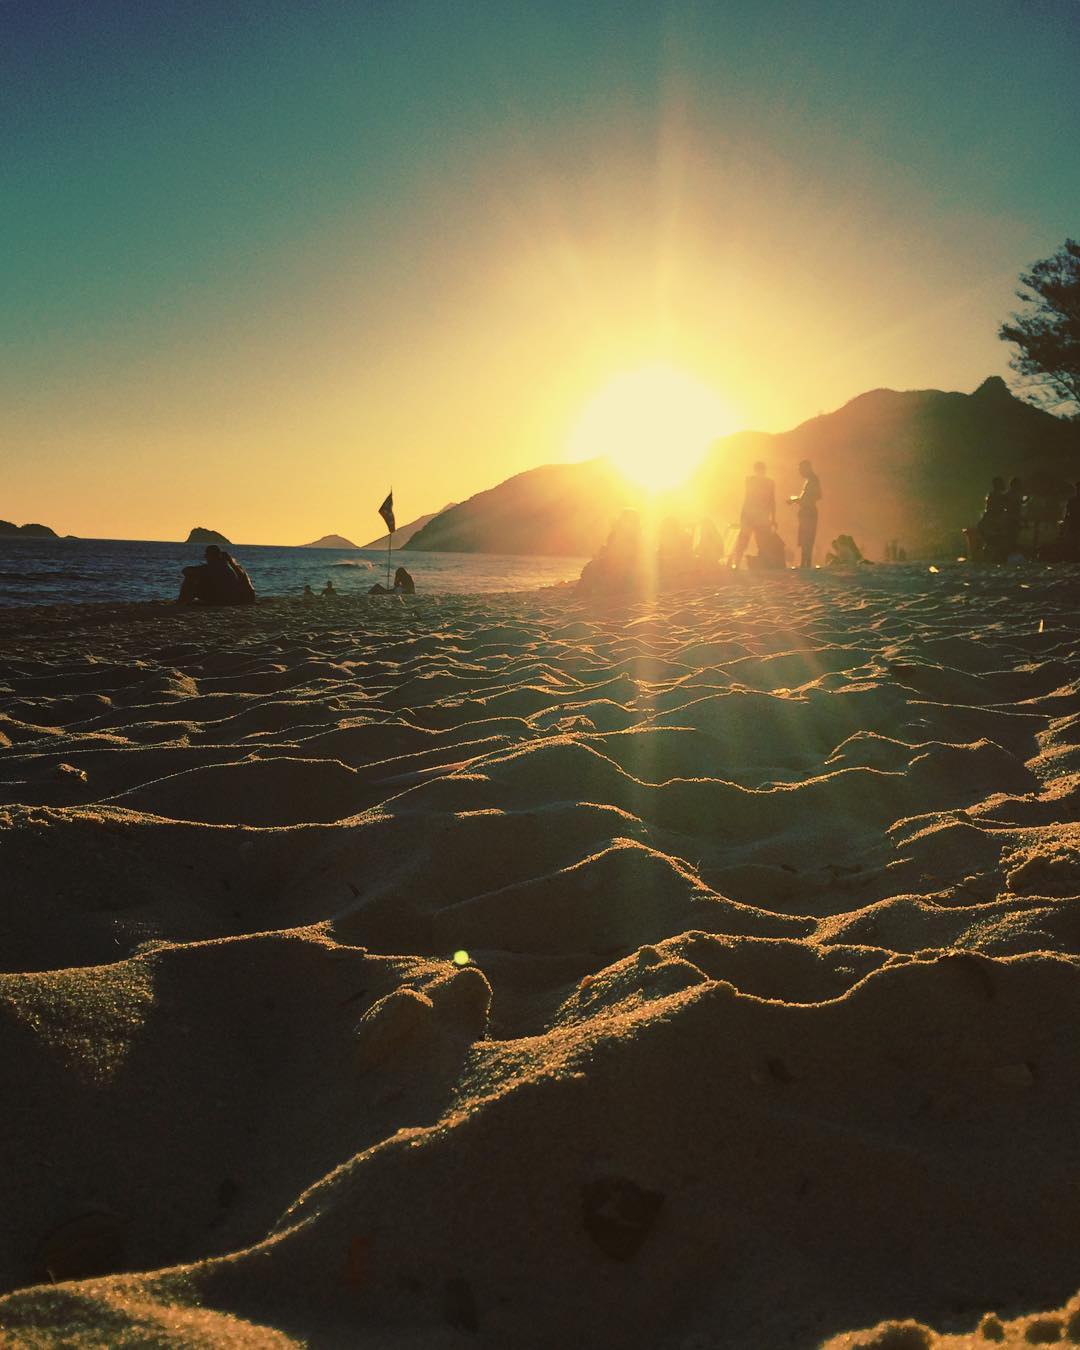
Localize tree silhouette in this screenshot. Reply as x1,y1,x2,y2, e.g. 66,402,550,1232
999,238,1080,416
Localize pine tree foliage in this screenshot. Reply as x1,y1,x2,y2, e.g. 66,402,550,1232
999,239,1080,416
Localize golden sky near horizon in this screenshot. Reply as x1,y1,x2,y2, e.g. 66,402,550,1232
3,159,1027,544
3,2,1076,543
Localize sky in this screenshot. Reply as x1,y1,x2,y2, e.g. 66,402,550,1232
2,0,1078,543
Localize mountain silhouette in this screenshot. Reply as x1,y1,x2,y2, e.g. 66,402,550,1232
404,379,1076,560
0,521,59,538
693,377,1079,558
364,505,457,551
302,534,358,549
186,527,231,546
405,464,639,557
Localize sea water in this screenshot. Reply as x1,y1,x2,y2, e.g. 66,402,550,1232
0,537,587,608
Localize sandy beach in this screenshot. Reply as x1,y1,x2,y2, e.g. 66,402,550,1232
2,568,1080,1348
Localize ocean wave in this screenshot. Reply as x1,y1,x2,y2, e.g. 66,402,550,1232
0,570,92,583
330,559,376,569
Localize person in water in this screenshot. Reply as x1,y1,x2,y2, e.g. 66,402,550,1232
177,545,256,605
322,579,337,597
302,583,316,602
730,462,776,569
788,460,821,568
369,566,416,595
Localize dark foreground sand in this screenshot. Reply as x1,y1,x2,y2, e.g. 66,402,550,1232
2,568,1080,1348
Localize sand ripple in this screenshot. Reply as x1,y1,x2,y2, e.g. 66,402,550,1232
1,570,1080,1347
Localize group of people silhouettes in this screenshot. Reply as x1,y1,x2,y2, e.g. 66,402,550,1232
579,460,826,591
965,476,1026,563
305,566,416,598
175,467,1080,609
175,547,419,606
302,580,338,601
176,545,256,606
301,566,417,600
731,459,821,571
966,476,1080,564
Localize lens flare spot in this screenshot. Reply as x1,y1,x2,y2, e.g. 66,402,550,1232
452,949,471,966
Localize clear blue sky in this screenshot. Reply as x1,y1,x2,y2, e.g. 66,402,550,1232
3,0,1077,540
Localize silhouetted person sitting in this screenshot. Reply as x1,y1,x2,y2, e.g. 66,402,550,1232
825,534,864,566
696,517,723,567
746,526,786,571
788,460,821,568
177,545,256,605
578,510,645,591
369,566,416,595
730,461,775,569
657,516,694,579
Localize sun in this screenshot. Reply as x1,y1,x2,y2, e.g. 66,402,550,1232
567,364,735,492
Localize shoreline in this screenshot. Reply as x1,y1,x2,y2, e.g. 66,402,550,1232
4,557,1079,622
2,558,1079,619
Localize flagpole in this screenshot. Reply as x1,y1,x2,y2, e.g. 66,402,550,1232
378,487,394,592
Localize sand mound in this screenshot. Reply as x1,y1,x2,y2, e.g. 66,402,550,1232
105,755,369,825
2,570,1080,1346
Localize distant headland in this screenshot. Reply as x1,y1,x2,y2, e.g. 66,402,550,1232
0,520,60,539
366,505,457,550
186,527,232,546
302,534,358,549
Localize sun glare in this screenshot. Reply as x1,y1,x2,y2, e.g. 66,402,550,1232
567,364,735,492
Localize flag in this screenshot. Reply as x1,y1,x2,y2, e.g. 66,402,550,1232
379,491,395,534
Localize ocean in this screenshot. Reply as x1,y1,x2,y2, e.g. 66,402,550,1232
0,537,587,608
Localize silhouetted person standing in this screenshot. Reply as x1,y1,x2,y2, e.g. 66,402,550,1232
1057,481,1080,562
972,476,1009,562
730,462,776,569
789,460,821,568
1003,476,1025,556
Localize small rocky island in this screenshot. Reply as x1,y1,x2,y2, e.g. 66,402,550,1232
186,527,232,546
302,534,357,549
0,520,60,538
